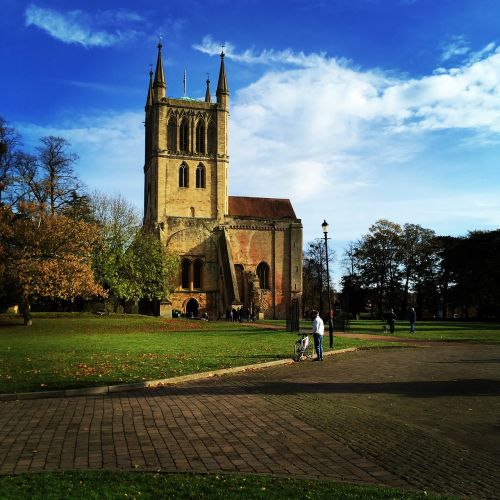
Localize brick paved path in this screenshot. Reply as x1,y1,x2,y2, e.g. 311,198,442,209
1,344,499,497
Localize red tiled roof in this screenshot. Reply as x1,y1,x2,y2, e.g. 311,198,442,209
228,196,297,220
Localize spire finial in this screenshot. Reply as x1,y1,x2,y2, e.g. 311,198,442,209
153,39,166,97
149,64,153,78
205,72,211,103
158,36,163,49
216,45,229,103
220,44,225,57
183,69,187,97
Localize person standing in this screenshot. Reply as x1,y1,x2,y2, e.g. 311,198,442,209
409,307,416,334
387,308,397,334
312,310,325,361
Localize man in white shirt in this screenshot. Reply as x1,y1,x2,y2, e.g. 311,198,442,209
312,310,324,361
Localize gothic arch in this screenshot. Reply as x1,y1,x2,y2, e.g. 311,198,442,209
178,163,189,187
207,120,217,155
196,119,206,154
193,259,203,289
196,163,206,188
181,258,191,289
257,262,270,290
185,298,199,317
179,116,189,152
167,115,177,151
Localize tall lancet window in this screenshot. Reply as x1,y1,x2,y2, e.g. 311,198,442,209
196,164,206,188
181,259,190,289
257,262,270,290
208,122,217,154
196,121,205,153
167,117,176,151
193,259,203,289
179,163,189,188
180,118,189,152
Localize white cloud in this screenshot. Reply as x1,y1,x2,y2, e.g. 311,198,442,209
193,35,329,67
440,36,470,62
17,38,500,259
224,40,500,247
24,4,142,47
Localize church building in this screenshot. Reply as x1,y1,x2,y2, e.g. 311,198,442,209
143,42,302,319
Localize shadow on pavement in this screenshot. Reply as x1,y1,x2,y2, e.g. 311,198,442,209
140,378,500,399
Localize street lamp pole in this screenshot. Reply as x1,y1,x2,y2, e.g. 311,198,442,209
322,220,334,348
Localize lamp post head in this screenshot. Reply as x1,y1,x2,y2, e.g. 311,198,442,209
322,219,329,235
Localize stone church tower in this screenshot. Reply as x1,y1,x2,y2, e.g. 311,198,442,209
143,42,302,319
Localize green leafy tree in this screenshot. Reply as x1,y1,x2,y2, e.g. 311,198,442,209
354,219,403,317
122,226,180,302
90,192,179,311
400,223,437,313
90,192,141,302
302,239,334,317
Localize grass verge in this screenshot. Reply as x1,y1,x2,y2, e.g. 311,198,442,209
0,471,448,499
0,314,386,394
347,320,500,343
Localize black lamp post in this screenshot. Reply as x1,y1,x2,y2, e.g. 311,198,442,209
322,219,334,348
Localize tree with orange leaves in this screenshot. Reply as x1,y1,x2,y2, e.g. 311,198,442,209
0,203,106,325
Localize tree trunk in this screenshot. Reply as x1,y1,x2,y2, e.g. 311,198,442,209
21,297,32,326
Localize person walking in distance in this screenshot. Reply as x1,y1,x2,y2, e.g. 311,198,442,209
312,310,324,361
387,308,397,334
409,307,416,334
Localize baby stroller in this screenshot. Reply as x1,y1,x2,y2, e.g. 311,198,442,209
294,332,312,361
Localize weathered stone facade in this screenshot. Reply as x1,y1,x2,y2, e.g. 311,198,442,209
143,43,302,319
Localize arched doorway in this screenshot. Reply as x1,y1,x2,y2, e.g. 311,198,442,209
185,298,199,317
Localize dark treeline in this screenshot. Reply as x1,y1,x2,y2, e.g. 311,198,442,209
340,219,500,320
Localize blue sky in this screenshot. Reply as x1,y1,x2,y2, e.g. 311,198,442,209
1,0,500,279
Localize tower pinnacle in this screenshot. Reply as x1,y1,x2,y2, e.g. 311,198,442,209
216,49,229,104
145,67,153,108
153,39,166,99
205,73,211,103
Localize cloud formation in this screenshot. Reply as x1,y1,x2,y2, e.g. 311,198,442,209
193,35,329,67
219,38,500,242
18,37,500,251
25,4,142,47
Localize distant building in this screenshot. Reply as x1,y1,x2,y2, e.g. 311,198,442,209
143,42,302,319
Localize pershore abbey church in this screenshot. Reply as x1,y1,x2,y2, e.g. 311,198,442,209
143,42,303,319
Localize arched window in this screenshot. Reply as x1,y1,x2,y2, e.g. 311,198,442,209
179,164,189,187
208,122,217,154
179,118,189,152
167,117,176,151
196,164,206,188
196,121,205,153
190,207,195,217
181,259,190,289
193,259,203,289
257,262,270,289
185,298,198,317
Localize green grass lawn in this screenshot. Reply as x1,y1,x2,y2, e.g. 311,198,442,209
0,471,447,499
346,319,500,343
0,313,383,394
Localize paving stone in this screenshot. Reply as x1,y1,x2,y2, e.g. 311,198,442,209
0,344,499,498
